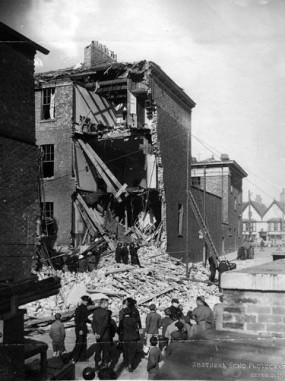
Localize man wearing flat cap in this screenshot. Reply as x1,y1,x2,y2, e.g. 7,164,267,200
71,295,92,363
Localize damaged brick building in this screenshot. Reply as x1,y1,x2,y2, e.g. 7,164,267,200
0,22,61,381
35,41,222,262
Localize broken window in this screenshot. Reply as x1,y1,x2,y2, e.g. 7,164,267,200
41,202,54,219
42,87,55,120
178,204,183,237
41,144,54,178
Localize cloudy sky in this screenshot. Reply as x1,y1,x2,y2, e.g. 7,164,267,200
1,0,285,205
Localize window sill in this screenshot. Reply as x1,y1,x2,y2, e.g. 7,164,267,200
43,177,55,181
39,119,57,123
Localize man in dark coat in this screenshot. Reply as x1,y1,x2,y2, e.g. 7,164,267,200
118,307,140,372
169,298,180,321
115,242,123,263
88,247,101,271
92,298,112,368
208,256,217,282
129,242,141,267
121,243,129,265
71,295,92,363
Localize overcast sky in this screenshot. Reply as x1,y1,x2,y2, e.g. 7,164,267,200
1,0,285,205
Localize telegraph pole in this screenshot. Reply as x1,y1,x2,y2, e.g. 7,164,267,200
248,190,252,239
185,118,191,279
203,166,207,265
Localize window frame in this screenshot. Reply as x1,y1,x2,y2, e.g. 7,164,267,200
41,144,55,178
41,87,55,120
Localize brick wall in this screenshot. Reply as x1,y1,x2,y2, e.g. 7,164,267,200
152,79,190,259
35,82,76,245
193,166,243,253
0,43,35,143
84,41,116,68
0,137,39,281
0,41,39,282
222,289,285,337
191,187,222,262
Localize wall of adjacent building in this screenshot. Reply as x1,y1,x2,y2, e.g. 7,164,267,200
192,166,244,253
0,42,39,282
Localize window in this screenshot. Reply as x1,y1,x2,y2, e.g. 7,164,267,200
178,204,183,237
42,88,55,120
274,222,279,231
192,177,201,188
41,144,54,178
41,202,54,219
234,197,237,211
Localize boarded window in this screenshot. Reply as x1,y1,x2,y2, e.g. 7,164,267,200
42,88,55,120
41,144,54,178
41,202,54,219
178,204,183,237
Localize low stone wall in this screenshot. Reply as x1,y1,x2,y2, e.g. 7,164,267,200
221,259,285,337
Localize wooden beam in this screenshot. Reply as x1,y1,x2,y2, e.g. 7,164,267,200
137,286,173,306
85,143,129,197
76,194,115,250
77,139,123,202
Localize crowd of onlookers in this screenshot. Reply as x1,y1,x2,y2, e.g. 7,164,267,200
48,294,224,380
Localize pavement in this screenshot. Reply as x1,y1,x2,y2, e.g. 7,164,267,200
25,245,277,380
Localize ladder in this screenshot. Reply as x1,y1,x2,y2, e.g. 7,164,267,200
187,189,220,267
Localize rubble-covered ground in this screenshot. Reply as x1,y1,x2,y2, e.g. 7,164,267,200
24,245,221,329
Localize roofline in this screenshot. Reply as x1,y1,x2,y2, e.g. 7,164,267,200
0,22,49,55
264,199,284,215
242,201,264,216
149,61,196,109
191,160,247,178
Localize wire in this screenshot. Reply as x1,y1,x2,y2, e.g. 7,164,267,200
192,134,280,200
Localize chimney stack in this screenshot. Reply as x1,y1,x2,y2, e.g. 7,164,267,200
84,40,117,68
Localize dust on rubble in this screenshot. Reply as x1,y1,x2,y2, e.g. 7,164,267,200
24,245,221,328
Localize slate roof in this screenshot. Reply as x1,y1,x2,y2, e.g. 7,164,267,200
242,200,268,217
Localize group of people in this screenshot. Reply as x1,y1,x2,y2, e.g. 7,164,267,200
115,242,141,267
49,294,224,380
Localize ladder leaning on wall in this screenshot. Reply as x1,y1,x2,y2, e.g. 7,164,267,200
187,189,220,268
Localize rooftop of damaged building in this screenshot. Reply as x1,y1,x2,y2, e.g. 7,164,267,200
34,40,195,109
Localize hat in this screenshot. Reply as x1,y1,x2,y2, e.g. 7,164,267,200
196,296,206,305
81,295,90,302
175,321,184,330
172,298,179,304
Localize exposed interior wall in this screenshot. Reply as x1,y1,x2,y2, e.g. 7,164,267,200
89,136,147,188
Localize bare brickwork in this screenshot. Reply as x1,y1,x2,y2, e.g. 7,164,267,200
223,289,285,337
0,40,39,281
35,82,76,245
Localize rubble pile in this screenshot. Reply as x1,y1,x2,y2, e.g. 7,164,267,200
24,245,221,328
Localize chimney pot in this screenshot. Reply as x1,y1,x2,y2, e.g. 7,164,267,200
220,153,230,161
